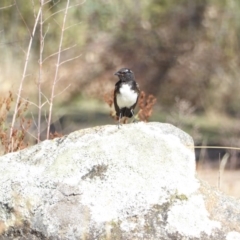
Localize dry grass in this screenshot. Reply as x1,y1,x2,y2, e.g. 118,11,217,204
197,168,240,199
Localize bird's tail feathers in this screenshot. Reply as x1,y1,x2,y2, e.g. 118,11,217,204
121,108,134,118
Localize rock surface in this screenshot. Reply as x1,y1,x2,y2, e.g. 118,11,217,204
0,122,239,240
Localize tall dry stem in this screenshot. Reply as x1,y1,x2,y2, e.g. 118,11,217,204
9,3,41,152
46,0,70,139
37,0,44,143
218,152,229,190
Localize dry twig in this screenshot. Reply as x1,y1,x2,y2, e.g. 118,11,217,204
9,3,41,152
46,0,70,139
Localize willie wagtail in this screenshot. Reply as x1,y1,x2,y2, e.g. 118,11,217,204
114,68,140,128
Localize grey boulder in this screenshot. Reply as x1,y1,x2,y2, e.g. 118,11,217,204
0,122,239,239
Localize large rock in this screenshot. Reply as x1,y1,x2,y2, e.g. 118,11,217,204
0,122,239,239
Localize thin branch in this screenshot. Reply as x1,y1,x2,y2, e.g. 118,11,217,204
14,0,31,37
59,54,82,66
53,84,71,98
0,4,15,10
42,44,76,63
55,76,62,84
52,20,82,34
15,95,38,108
43,0,52,5
46,0,70,139
46,0,60,10
44,110,48,123
41,100,48,108
22,124,38,141
16,93,48,109
64,22,82,31
30,112,38,129
37,0,44,143
9,7,42,152
31,0,37,18
53,18,62,29
194,146,240,151
41,92,50,105
43,1,86,24
43,24,50,41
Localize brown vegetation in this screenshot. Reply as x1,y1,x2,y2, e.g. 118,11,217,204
137,91,157,122
104,90,157,123
0,92,31,154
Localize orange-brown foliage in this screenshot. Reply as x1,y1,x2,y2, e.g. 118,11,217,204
0,92,31,154
104,90,157,124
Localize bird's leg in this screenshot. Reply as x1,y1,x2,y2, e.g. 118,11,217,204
118,112,122,129
131,109,138,123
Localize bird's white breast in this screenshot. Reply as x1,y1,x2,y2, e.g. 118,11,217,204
116,84,138,108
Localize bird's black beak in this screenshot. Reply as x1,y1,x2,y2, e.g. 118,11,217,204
114,71,121,76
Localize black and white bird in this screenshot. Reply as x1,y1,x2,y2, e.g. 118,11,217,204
114,68,140,128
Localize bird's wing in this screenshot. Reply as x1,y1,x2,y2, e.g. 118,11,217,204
114,81,121,117
130,81,140,110
136,82,140,94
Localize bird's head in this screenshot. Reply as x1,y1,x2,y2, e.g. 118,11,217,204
114,68,135,82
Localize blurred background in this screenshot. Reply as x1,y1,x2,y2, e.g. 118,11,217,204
0,0,240,196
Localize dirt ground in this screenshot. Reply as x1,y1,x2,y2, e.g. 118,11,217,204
196,168,240,199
